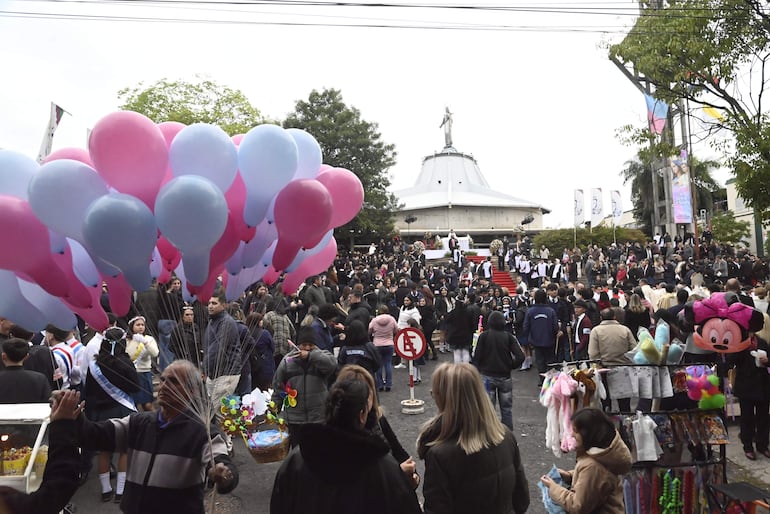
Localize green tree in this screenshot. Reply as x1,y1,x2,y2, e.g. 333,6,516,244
118,78,265,135
283,89,398,244
711,210,751,245
609,0,770,220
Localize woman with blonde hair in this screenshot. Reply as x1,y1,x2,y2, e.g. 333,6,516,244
623,293,651,341
417,363,529,514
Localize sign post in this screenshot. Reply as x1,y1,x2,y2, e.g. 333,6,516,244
394,327,427,414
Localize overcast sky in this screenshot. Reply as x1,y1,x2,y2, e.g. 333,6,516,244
0,0,729,229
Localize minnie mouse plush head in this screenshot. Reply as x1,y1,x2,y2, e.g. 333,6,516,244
686,292,764,353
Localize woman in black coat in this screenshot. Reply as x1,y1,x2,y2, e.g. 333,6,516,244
418,363,530,514
418,296,438,360
271,379,421,514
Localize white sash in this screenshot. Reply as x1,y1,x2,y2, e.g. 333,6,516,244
89,360,137,412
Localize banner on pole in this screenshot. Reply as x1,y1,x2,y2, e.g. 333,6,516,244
610,190,622,224
590,188,603,227
37,102,67,163
669,156,693,224
574,189,584,227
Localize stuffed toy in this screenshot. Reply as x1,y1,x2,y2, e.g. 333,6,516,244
686,292,764,354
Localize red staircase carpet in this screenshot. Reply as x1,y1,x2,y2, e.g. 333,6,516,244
466,255,517,292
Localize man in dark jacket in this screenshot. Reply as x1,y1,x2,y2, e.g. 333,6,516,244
445,297,475,363
522,289,558,387
0,339,51,403
344,292,372,328
472,312,524,429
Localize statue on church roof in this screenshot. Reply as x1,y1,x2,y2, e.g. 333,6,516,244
439,107,453,148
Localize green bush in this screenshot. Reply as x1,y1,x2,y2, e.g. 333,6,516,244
533,226,647,250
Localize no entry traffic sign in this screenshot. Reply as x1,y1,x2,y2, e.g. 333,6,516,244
394,327,426,360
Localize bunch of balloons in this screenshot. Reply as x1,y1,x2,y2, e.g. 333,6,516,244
0,111,364,331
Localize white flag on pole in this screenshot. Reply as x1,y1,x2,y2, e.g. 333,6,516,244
590,188,603,227
610,190,622,224
574,189,584,227
37,102,67,163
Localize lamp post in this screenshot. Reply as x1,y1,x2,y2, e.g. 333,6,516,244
404,215,417,242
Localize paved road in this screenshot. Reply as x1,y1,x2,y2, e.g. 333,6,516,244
70,352,553,513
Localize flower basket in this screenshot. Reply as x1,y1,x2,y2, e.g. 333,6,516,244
245,421,290,464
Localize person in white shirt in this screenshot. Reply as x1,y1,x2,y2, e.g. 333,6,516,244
46,324,80,390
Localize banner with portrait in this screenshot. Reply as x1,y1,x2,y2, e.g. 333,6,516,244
591,188,603,227
669,156,693,224
610,190,622,224
574,189,584,227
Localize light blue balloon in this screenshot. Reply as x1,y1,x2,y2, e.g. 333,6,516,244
49,230,67,254
286,128,322,180
17,277,77,329
238,124,298,226
0,149,38,200
68,239,101,287
82,193,157,291
225,242,245,275
169,123,238,192
260,240,277,268
29,159,109,243
0,270,48,330
155,176,228,286
156,176,228,252
241,219,277,268
149,247,162,279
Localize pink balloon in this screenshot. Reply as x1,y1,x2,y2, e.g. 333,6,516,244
0,195,67,297
231,134,245,146
157,236,182,272
43,147,93,167
263,266,280,286
158,121,186,148
316,167,364,229
210,213,241,273
89,111,168,208
280,237,337,294
101,273,133,316
50,247,94,308
272,179,332,271
225,173,254,241
304,236,338,275
189,271,220,304
279,273,303,295
158,267,172,284
61,281,107,330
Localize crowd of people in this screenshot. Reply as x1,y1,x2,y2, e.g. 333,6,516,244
1,229,769,513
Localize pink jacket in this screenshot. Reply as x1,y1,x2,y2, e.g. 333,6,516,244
369,314,398,347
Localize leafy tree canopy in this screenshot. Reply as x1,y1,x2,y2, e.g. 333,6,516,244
283,88,398,243
533,227,647,251
609,0,770,219
711,210,751,245
118,77,265,135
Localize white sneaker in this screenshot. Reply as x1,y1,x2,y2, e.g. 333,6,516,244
394,363,406,369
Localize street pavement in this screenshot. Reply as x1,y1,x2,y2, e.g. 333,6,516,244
69,353,770,513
